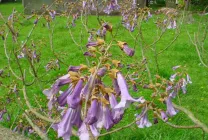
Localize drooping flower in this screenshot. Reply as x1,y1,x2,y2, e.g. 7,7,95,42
96,104,114,130
109,93,124,124
67,64,88,72
57,84,73,106
78,123,99,140
136,107,152,128
103,105,114,130
117,41,135,56
0,109,6,122
165,96,177,116
43,74,71,110
132,0,137,8
97,67,107,77
67,79,83,109
170,73,177,82
71,105,83,128
83,0,96,11
68,66,80,72
172,65,180,70
114,72,145,110
81,75,94,98
49,10,56,19
167,20,177,29
160,111,168,122
112,79,121,95
86,39,104,48
84,52,96,57
186,74,192,84
148,11,152,18
17,52,25,59
103,0,120,14
53,106,82,140
181,78,187,94
169,90,177,98
82,1,87,9
32,50,37,59
102,23,112,32
85,99,99,125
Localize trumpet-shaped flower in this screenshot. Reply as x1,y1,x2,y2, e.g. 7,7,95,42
67,79,83,109
165,96,177,116
85,99,99,125
136,107,152,128
78,123,99,140
53,105,82,140
114,72,145,110
109,93,124,124
57,84,73,106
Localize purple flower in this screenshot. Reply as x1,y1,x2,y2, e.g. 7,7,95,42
53,106,82,140
71,105,82,128
32,51,37,59
114,72,145,110
109,94,124,124
173,20,177,29
167,20,177,29
84,52,95,57
103,105,114,130
49,10,56,19
97,67,107,77
147,11,152,19
34,18,38,24
132,0,137,8
169,90,177,98
43,74,71,110
68,66,81,72
81,75,94,98
86,39,104,48
88,33,93,42
85,99,99,125
172,65,181,70
0,109,7,122
186,74,192,84
123,44,135,56
57,84,73,106
96,105,114,130
160,111,168,122
67,79,83,109
181,78,187,94
101,28,107,37
112,79,121,95
165,96,177,116
118,41,135,56
136,107,152,128
82,1,87,9
170,73,177,82
103,0,120,14
6,113,11,121
78,123,99,140
17,52,25,59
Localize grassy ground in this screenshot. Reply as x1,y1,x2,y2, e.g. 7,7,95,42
0,2,208,140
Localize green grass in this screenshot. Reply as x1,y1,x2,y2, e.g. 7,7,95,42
0,2,208,140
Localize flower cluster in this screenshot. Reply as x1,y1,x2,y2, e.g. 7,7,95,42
43,65,145,139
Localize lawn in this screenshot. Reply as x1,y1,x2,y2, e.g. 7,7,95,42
0,2,208,140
